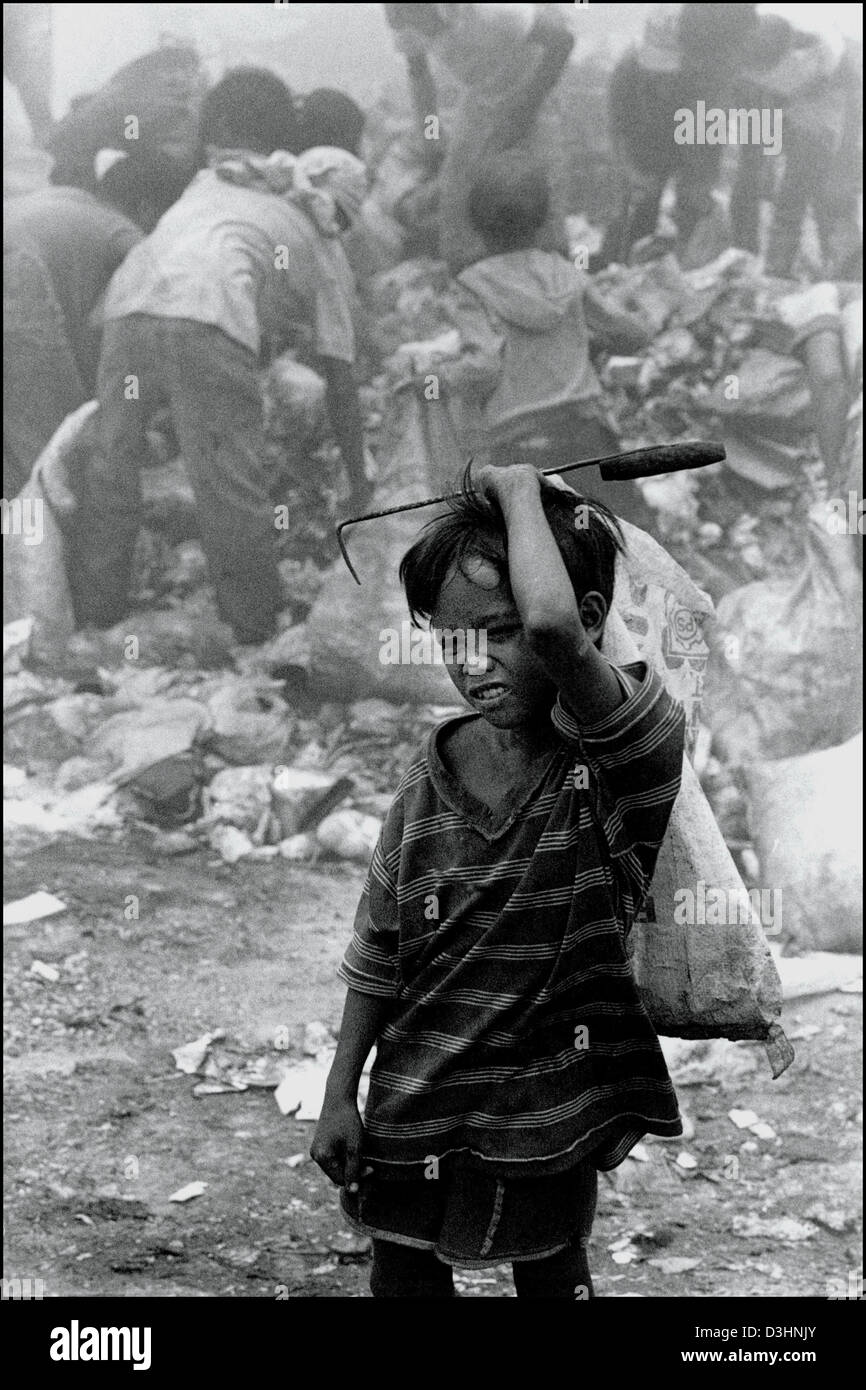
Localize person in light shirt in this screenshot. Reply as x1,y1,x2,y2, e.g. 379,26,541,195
70,68,369,645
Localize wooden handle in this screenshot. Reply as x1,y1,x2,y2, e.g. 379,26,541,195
597,441,725,481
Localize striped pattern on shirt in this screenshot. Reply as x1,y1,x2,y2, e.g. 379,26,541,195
339,661,686,1175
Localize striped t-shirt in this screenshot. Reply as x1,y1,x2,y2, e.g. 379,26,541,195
339,661,686,1175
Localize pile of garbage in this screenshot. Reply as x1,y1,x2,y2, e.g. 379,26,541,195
4,238,862,957
592,250,821,513
4,614,463,865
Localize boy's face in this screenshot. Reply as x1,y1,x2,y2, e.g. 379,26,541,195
431,557,556,728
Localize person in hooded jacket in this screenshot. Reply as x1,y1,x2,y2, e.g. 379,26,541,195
451,155,656,528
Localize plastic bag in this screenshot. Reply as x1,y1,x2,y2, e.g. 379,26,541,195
707,347,812,435
262,355,327,441
307,385,464,703
603,606,789,1053
203,765,274,834
611,520,714,759
87,697,207,780
706,499,862,763
745,734,862,954
2,402,95,662
204,676,292,765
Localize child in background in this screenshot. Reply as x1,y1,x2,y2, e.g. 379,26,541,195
455,154,657,527
312,463,686,1298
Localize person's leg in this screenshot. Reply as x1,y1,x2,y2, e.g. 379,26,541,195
68,315,159,628
672,144,723,246
613,182,666,263
765,125,829,277
810,143,853,279
509,1160,598,1299
164,322,281,644
3,247,87,496
512,1240,595,1299
369,1239,456,1298
729,142,765,255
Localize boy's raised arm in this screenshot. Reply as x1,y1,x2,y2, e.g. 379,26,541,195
476,464,626,725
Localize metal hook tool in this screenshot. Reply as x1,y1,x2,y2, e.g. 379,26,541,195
336,440,725,583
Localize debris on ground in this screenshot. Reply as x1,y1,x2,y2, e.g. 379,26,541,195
3,890,67,926
315,808,381,862
29,959,61,983
168,1182,208,1204
171,1030,227,1075
804,1204,857,1234
648,1255,701,1275
732,1214,819,1243
271,767,348,838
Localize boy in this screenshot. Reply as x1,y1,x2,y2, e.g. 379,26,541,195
312,463,686,1298
69,68,367,646
455,155,656,528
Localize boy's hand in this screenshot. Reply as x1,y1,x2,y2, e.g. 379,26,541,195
543,471,580,498
310,1097,366,1192
473,462,540,508
474,457,628,722
474,463,578,509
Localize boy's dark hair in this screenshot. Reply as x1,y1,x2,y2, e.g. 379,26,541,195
399,465,625,626
299,88,365,156
467,157,550,253
198,67,300,155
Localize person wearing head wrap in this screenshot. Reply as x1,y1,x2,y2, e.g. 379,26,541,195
210,144,367,238
69,72,370,648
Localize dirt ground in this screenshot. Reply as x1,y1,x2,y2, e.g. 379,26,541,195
4,834,862,1300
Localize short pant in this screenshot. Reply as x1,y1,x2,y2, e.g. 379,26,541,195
340,1155,598,1268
